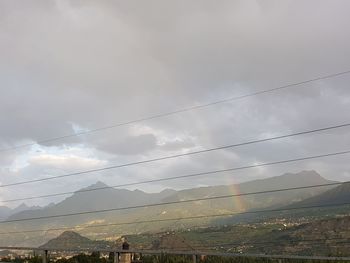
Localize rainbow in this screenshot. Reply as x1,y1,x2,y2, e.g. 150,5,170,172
227,182,246,212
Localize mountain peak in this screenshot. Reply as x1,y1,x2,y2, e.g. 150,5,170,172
40,231,113,250
275,170,333,185
79,181,109,191
91,181,109,188
41,231,92,249
59,231,88,239
12,203,41,213
282,170,321,178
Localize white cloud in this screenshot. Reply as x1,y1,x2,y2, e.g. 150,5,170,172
29,154,105,171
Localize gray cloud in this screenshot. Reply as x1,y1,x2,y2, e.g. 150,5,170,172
1,0,350,207
95,133,158,155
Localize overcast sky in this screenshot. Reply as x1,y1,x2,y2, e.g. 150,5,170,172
1,0,350,207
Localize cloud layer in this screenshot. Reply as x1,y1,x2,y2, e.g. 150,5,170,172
1,0,350,207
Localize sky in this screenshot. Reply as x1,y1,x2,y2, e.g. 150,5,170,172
1,0,350,207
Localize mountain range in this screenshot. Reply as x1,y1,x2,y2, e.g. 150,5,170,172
1,170,348,247
0,203,42,220
6,170,336,223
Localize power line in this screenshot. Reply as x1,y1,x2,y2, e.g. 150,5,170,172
2,122,350,188
1,189,350,224
1,70,350,153
0,201,349,233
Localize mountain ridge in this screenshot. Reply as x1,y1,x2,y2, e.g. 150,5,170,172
7,170,337,222
2,170,343,248
285,182,350,207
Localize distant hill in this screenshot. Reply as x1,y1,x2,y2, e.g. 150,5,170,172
40,231,113,250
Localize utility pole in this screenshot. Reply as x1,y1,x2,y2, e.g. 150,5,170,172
114,252,119,263
42,250,48,263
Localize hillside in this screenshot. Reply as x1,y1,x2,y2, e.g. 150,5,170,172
223,181,350,224
261,182,350,220
286,182,350,207
40,231,113,250
253,216,350,256
151,233,195,251
164,170,337,210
